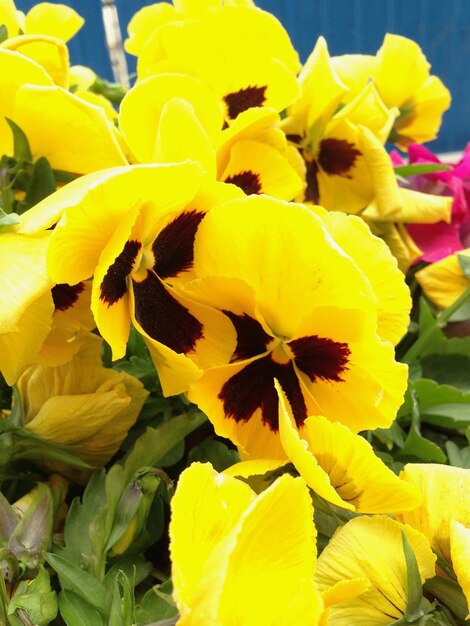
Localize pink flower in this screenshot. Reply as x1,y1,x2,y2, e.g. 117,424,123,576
392,144,470,263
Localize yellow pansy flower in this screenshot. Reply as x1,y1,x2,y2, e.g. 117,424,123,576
183,196,408,459
315,516,436,626
415,249,470,309
0,1,83,42
41,164,240,395
18,334,148,480
332,34,451,148
119,73,304,200
136,6,299,122
170,462,323,625
283,38,397,214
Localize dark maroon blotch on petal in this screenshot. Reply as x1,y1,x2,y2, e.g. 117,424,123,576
223,311,272,361
224,85,267,119
218,355,307,431
51,282,85,312
152,210,206,280
133,271,203,354
100,239,141,306
290,335,350,383
318,138,361,177
305,158,320,204
225,170,262,195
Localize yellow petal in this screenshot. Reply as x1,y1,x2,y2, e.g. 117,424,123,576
12,85,127,174
2,34,69,86
222,459,287,478
154,97,216,177
68,64,96,90
316,516,436,626
169,462,255,615
25,3,84,42
450,521,470,617
221,139,304,200
0,48,53,156
331,53,376,97
124,3,178,56
317,209,411,345
119,73,223,163
416,251,470,309
0,0,20,37
397,463,470,563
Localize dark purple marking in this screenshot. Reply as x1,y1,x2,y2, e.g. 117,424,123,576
51,282,85,312
223,311,272,361
318,138,361,177
286,134,302,145
132,271,203,354
224,85,267,119
100,239,141,306
290,335,350,383
225,170,262,195
305,158,320,204
152,210,206,280
218,355,308,431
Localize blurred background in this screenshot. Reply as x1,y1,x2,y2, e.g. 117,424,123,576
16,0,470,154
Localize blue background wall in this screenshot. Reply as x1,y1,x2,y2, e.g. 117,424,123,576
17,0,470,153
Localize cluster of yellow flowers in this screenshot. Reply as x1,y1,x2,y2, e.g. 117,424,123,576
0,0,468,624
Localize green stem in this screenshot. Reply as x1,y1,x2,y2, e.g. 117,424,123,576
403,286,470,364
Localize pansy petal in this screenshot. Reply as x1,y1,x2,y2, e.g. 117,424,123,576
222,139,304,200
12,85,127,174
0,48,53,156
216,475,323,626
450,521,470,616
0,0,20,37
316,516,436,626
316,209,411,345
2,34,69,86
0,290,53,385
119,73,223,162
46,163,203,284
277,385,352,510
25,3,84,42
170,462,255,615
154,97,216,177
397,464,470,563
222,459,287,478
300,414,420,513
192,196,375,339
124,2,177,56
415,251,470,309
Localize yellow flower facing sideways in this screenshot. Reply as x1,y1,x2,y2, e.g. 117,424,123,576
0,0,84,42
35,163,242,396
169,462,323,626
332,33,451,148
119,72,304,200
396,464,470,613
315,516,436,626
180,195,409,459
415,249,470,309
18,334,148,480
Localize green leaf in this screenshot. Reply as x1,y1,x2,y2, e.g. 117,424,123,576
402,379,470,430
105,556,152,590
121,411,207,483
397,389,446,463
445,441,470,468
45,553,111,617
0,25,8,44
458,254,470,279
401,530,426,621
135,581,177,624
108,571,134,626
424,576,469,620
394,163,452,177
5,119,32,162
24,157,56,210
421,354,470,392
58,590,104,626
0,207,20,229
188,439,240,471
8,566,57,625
